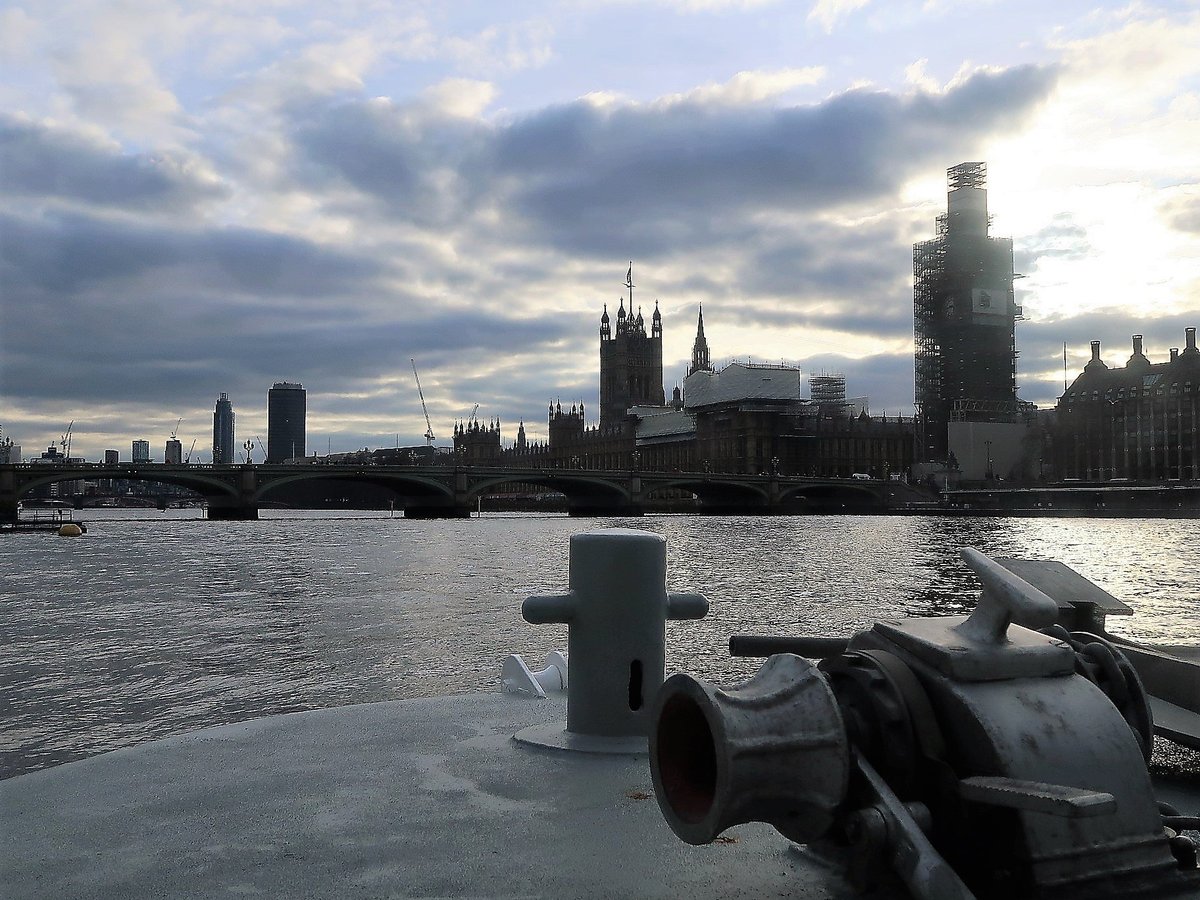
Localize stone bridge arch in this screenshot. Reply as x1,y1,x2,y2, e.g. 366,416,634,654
643,476,771,514
253,470,455,504
779,481,886,512
465,472,637,516
15,467,239,501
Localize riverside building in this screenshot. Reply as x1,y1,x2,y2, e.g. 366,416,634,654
267,382,306,463
1055,328,1200,481
212,393,235,464
453,267,913,478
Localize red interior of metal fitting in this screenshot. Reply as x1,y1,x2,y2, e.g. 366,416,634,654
656,693,717,823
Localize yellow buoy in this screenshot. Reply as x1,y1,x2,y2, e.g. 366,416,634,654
58,523,83,537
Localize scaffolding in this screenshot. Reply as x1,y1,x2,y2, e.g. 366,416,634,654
809,374,847,405
913,163,1019,461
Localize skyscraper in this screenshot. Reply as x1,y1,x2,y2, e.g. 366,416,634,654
913,163,1019,461
599,264,665,426
132,440,150,463
213,393,235,464
267,382,306,463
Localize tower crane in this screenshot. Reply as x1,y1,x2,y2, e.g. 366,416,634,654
185,439,197,464
60,420,74,459
411,359,436,446
170,418,182,440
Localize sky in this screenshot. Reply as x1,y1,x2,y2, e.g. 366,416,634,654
2,0,1198,461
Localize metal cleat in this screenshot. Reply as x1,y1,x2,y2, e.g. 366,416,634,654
500,650,568,698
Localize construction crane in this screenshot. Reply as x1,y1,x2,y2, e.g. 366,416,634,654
59,420,74,459
184,439,197,464
468,403,479,427
170,418,182,440
411,359,436,446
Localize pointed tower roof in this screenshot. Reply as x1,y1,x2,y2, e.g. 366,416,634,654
688,304,712,376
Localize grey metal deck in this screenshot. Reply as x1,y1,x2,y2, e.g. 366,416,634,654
0,693,854,899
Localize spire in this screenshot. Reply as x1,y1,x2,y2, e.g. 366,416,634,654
688,304,712,376
652,300,662,338
600,302,611,340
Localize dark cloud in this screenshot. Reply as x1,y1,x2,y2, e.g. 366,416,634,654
0,115,227,211
1160,190,1200,234
1014,213,1092,274
492,67,1055,255
289,65,1057,256
491,66,1054,229
0,210,381,296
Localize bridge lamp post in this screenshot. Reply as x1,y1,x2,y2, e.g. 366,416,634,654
243,440,254,464
770,456,780,476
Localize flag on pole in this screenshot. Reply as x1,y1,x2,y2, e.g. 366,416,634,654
625,263,633,287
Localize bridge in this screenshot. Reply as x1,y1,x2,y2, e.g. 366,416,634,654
0,463,913,521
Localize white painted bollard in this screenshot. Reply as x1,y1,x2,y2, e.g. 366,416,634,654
514,528,708,754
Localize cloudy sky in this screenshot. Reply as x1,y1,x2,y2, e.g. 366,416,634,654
2,1,1198,461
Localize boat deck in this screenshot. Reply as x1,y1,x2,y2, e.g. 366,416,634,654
0,692,857,899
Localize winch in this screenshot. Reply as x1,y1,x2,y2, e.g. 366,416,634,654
650,547,1199,899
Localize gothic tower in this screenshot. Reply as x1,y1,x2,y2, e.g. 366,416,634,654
687,305,712,376
599,263,665,425
913,162,1019,460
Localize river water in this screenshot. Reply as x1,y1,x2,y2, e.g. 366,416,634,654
2,510,1197,780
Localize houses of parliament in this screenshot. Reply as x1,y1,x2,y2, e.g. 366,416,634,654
452,265,914,478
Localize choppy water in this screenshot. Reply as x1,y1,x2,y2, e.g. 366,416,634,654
2,510,1197,779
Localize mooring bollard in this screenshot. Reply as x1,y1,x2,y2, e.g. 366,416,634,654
514,528,708,754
